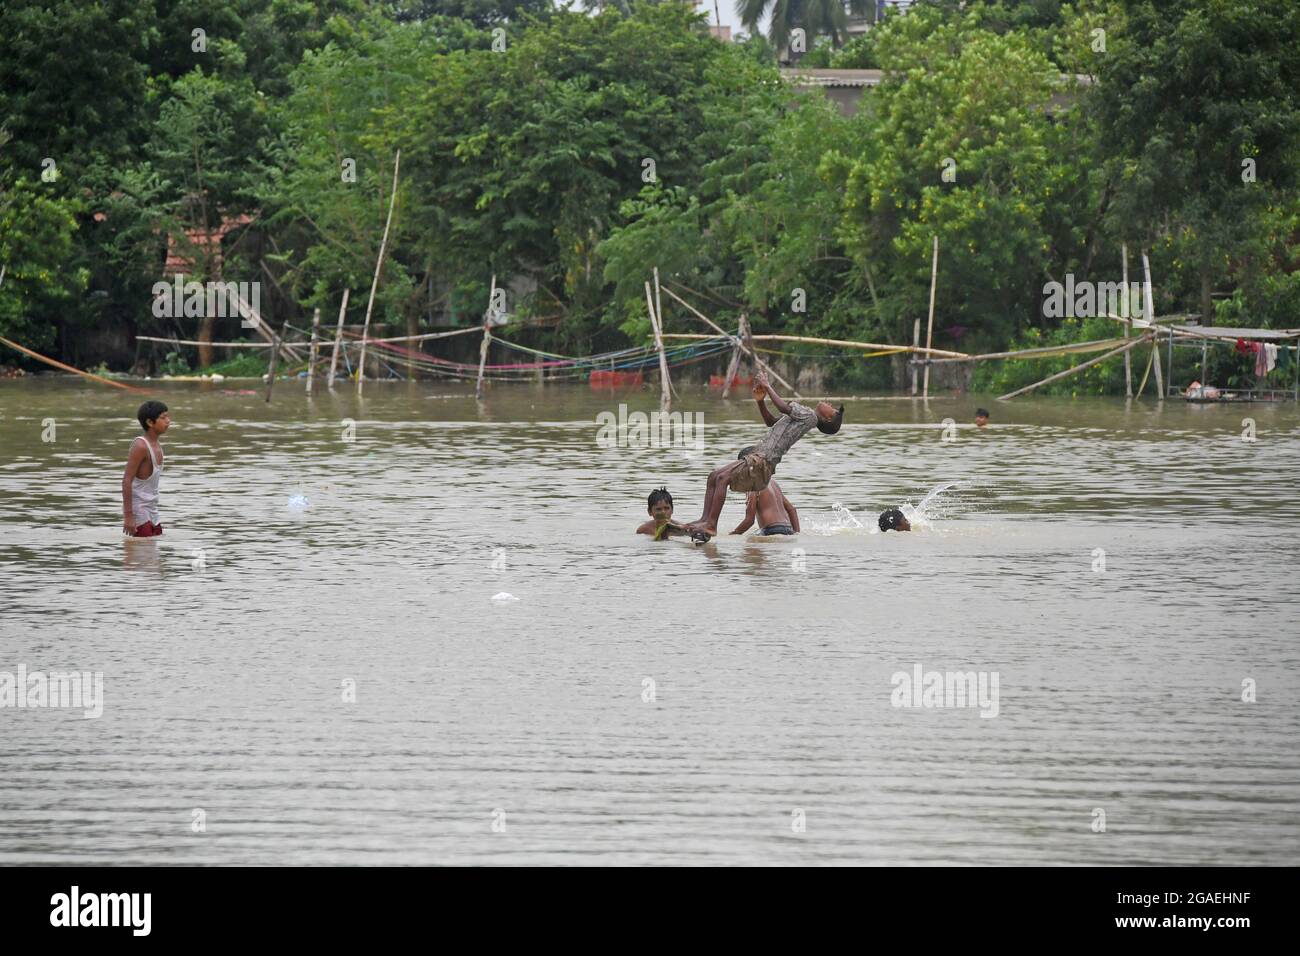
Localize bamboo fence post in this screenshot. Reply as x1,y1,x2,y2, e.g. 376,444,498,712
721,316,745,398
653,267,676,400
327,288,349,389
306,307,321,394
265,326,282,403
645,280,672,409
922,236,939,398
476,274,495,399
658,285,802,398
1142,249,1163,400
1122,242,1132,397
358,150,401,396
911,318,920,396
997,335,1150,401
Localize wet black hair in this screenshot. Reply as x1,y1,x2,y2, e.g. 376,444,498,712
137,400,168,431
816,404,845,435
878,508,907,532
975,408,990,418
647,487,673,511
737,445,756,459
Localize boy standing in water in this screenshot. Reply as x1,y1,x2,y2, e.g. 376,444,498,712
684,371,842,539
122,400,171,537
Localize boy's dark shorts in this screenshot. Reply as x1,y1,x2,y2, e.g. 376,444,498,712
727,453,774,493
132,521,163,537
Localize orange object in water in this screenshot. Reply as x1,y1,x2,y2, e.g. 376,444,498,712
590,370,644,389
708,373,752,391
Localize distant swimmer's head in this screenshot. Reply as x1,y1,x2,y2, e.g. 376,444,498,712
647,486,674,522
137,400,171,435
975,408,990,428
878,508,911,532
737,445,757,459
815,403,845,435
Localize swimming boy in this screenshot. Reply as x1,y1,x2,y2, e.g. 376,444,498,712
878,508,911,532
729,446,798,536
636,487,687,540
683,371,842,539
975,408,990,428
123,400,170,537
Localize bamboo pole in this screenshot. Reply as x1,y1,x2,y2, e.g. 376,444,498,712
658,285,802,397
911,318,920,395
1142,249,1163,400
1134,339,1156,398
476,274,495,399
1122,242,1132,398
0,335,148,391
659,332,968,359
136,336,272,348
720,315,745,398
997,335,1150,401
346,324,487,345
265,326,282,403
358,150,401,396
925,337,1129,364
1167,319,1174,387
652,267,676,400
327,288,349,389
645,280,672,409
306,307,321,394
232,289,302,361
922,236,939,398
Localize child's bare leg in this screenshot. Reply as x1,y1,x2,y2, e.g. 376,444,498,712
688,463,741,532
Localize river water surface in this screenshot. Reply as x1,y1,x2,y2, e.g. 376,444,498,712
1,378,1297,865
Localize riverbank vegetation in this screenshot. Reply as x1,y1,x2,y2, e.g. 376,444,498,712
1,0,1298,393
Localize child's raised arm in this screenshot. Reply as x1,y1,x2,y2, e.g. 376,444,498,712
752,379,778,426
756,371,793,416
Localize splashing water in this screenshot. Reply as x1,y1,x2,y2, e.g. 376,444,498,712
805,482,977,535
899,480,976,529
831,502,864,528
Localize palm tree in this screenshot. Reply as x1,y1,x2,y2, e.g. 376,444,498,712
738,0,878,56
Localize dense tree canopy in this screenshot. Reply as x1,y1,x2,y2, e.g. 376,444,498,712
1,0,1297,392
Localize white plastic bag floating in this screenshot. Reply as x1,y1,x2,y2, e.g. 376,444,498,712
491,592,519,603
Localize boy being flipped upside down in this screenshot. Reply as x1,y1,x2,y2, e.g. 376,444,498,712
683,371,843,540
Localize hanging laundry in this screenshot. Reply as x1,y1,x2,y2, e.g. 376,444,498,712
1255,343,1269,377
1235,337,1253,356
1264,343,1278,372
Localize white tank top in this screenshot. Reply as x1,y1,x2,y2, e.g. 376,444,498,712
130,436,163,525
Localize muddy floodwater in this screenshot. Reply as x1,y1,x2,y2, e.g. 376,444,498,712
1,378,1297,865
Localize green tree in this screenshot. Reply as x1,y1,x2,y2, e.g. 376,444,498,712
827,6,1085,352
739,0,877,55
1091,0,1300,327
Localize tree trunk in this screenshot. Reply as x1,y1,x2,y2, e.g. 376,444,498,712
197,314,216,369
